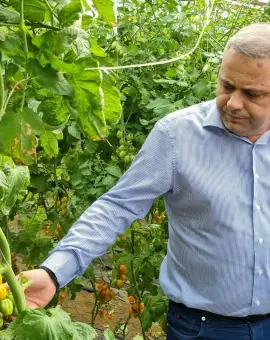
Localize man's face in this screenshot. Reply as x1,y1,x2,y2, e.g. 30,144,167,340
216,49,270,142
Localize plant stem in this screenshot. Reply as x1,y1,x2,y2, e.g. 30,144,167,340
122,315,131,338
20,0,29,111
2,264,27,313
0,228,11,267
0,228,26,313
130,225,140,298
0,64,5,119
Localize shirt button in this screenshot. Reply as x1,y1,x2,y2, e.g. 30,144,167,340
254,173,259,179
256,300,260,306
259,238,264,244
201,316,206,321
258,269,263,276
256,204,261,211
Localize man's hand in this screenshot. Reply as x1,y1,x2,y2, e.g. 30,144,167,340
16,269,57,308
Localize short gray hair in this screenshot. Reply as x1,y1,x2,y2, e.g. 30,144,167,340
225,22,270,58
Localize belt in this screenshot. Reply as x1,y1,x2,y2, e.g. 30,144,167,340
173,302,270,323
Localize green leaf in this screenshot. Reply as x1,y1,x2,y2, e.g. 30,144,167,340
38,96,69,126
58,0,82,27
9,0,47,22
0,159,30,216
0,108,44,165
140,307,153,331
68,122,81,139
40,131,60,158
106,165,122,178
8,307,73,340
68,62,108,140
0,33,24,60
28,59,73,96
102,75,122,125
81,14,93,29
103,328,115,340
0,5,20,24
92,0,116,26
90,39,107,57
73,322,97,339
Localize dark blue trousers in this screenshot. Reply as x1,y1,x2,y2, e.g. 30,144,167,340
167,300,270,339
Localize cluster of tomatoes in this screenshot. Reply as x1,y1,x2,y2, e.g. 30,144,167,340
97,277,115,303
128,296,145,317
112,264,128,289
115,130,136,164
56,197,69,217
44,221,62,239
152,209,166,224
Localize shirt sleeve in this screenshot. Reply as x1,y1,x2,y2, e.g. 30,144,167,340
41,119,174,287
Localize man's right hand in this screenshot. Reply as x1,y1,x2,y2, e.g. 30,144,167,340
16,269,57,308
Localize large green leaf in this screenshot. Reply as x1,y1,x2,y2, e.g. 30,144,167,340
92,0,116,26
0,5,20,24
58,0,82,27
101,75,121,125
68,59,108,140
8,306,97,340
9,0,47,22
28,59,73,96
0,160,30,216
0,108,44,165
38,96,69,126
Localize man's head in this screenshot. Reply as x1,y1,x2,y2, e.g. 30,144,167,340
216,23,270,142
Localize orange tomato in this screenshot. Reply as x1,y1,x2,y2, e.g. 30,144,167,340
119,264,128,274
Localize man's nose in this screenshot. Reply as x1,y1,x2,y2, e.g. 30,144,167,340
226,90,244,111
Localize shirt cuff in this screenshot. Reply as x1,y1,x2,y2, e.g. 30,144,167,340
41,250,80,288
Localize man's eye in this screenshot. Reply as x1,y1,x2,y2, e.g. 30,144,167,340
245,92,259,98
223,84,234,91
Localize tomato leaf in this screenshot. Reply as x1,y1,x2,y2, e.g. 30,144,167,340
68,60,108,140
58,0,82,27
40,131,61,158
28,59,73,96
92,0,116,26
102,75,122,125
0,156,30,215
0,108,44,165
90,39,107,57
9,0,47,22
0,5,20,24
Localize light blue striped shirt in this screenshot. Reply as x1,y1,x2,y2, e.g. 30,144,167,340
42,99,270,317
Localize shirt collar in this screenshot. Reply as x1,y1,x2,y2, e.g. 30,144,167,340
202,99,225,131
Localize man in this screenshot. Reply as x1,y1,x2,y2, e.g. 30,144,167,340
17,23,270,339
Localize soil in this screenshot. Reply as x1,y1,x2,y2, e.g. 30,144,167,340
61,290,165,339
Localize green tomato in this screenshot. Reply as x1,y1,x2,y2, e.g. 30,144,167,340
119,151,126,159
117,130,124,139
0,316,3,328
119,139,126,145
124,155,130,163
7,292,14,305
118,145,125,151
0,298,13,316
127,134,133,142
130,155,135,161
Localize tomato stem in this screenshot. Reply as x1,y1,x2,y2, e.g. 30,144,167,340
0,65,5,119
0,228,11,267
0,228,26,314
20,0,29,111
3,265,27,314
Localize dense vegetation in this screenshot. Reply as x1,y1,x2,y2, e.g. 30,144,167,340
0,0,268,338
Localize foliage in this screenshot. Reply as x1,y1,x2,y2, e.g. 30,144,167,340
0,0,269,338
